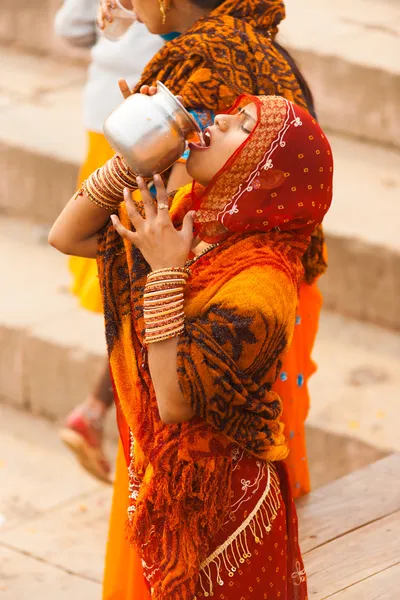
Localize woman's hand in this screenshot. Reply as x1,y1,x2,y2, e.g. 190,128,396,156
110,175,194,271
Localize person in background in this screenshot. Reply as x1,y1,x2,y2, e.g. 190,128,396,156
54,0,165,483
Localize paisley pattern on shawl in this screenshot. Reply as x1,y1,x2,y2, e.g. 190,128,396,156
134,0,298,111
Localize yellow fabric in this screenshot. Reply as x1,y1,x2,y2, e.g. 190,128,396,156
69,131,114,313
102,443,150,600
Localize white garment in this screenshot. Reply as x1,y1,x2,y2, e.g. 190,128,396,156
55,0,164,133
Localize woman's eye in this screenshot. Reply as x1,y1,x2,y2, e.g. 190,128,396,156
237,108,252,133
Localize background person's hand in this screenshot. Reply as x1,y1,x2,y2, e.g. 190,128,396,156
118,80,184,104
97,0,115,30
118,81,158,100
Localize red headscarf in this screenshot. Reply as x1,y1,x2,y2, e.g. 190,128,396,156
192,95,333,243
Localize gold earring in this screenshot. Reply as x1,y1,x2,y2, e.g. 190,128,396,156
158,0,170,25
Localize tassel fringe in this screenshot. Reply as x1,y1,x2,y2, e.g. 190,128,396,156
195,463,281,598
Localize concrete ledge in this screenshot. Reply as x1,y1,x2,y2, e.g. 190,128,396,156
0,217,104,420
281,0,400,149
285,48,400,150
0,0,89,63
0,139,79,224
321,233,400,330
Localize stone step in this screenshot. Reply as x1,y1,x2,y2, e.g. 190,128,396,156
0,216,399,467
0,0,89,63
1,0,399,147
0,404,388,600
279,0,400,149
0,49,85,225
1,48,399,329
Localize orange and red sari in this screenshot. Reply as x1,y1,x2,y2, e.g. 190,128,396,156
100,94,333,599
99,225,309,600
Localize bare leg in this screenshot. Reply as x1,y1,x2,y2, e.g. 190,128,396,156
59,358,114,484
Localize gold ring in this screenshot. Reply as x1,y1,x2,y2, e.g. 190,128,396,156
158,203,169,210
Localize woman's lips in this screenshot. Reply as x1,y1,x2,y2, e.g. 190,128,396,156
189,142,210,151
189,128,211,151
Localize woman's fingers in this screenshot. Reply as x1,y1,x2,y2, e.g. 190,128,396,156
181,211,195,240
136,178,156,220
110,214,138,245
123,188,145,228
153,175,170,219
118,79,133,99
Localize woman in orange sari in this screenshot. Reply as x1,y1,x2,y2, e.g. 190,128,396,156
69,0,324,499
50,92,333,599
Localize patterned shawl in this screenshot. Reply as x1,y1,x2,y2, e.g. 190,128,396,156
94,92,334,599
134,0,326,282
135,0,301,110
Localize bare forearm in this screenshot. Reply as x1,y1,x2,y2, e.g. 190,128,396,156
48,191,112,258
148,337,195,424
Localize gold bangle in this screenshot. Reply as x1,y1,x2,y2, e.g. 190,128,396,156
143,288,184,299
85,173,119,206
147,268,189,280
98,166,123,199
83,183,118,211
145,325,185,345
143,300,184,314
143,293,184,306
146,278,187,288
145,308,185,321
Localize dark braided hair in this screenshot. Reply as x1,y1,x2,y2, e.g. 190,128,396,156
189,0,317,118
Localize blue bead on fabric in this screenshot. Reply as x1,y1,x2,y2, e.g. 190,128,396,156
295,315,302,325
297,374,304,387
280,372,288,382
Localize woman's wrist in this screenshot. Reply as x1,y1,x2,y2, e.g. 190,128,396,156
143,267,189,345
81,155,138,211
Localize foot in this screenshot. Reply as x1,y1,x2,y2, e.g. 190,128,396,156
59,404,112,484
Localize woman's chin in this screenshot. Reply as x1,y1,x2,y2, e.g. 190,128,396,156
186,158,210,186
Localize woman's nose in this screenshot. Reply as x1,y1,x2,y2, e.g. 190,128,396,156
214,114,230,132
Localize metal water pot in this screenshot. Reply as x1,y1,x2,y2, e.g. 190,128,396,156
103,81,202,177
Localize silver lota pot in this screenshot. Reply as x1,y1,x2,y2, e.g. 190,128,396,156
103,81,202,178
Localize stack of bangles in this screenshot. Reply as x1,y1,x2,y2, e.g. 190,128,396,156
80,154,138,211
143,267,190,344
